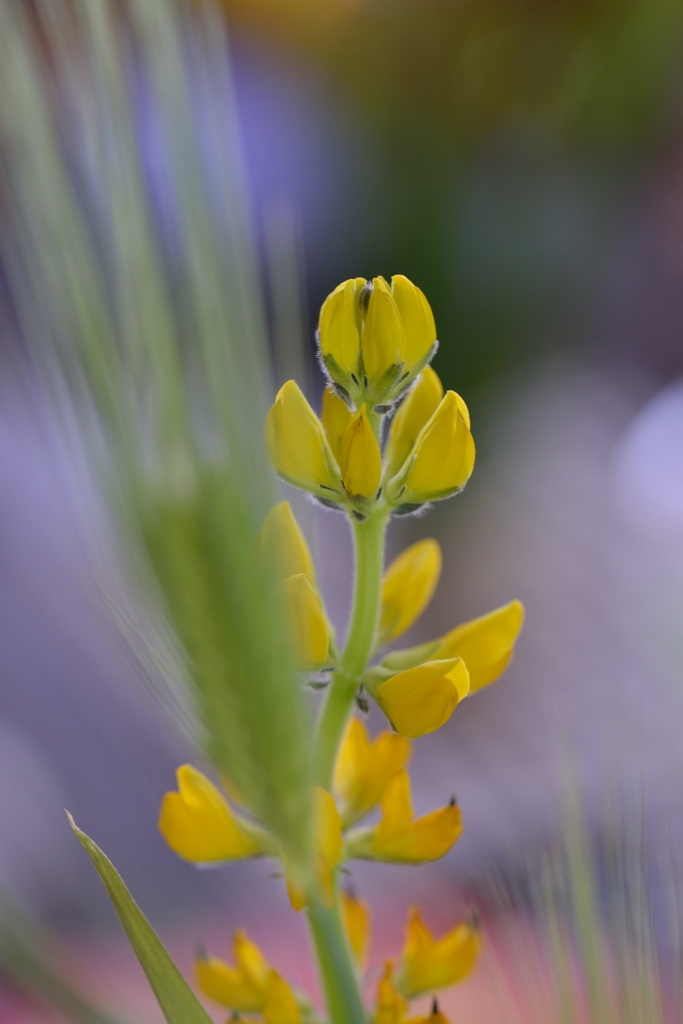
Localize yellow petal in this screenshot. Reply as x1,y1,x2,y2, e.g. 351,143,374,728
375,659,469,739
435,600,525,692
196,930,270,1011
333,717,411,825
363,277,405,382
158,766,263,862
315,785,344,869
286,787,343,912
261,501,316,584
375,962,408,1024
264,380,342,497
391,275,436,370
318,278,365,376
321,386,353,463
372,771,462,862
396,391,475,504
339,404,382,497
279,574,329,668
379,538,442,643
341,889,372,968
384,367,444,480
397,908,481,998
263,971,302,1024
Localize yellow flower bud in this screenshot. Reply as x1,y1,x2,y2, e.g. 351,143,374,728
390,391,475,505
391,275,437,371
263,971,302,1024
396,907,480,999
375,962,409,1024
321,386,353,463
261,501,316,584
379,538,442,644
339,403,382,498
384,367,444,480
264,380,343,499
341,889,372,969
362,277,405,384
158,766,267,863
287,786,343,911
348,770,462,863
318,277,366,378
279,574,329,668
196,929,271,1012
373,658,469,738
435,600,524,692
333,717,411,826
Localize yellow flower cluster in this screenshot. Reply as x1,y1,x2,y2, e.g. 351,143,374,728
158,717,481,1022
255,495,523,730
156,275,524,1024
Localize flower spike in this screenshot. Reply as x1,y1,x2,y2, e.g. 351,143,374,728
396,907,481,998
379,538,442,644
334,717,411,826
346,770,462,863
158,766,269,863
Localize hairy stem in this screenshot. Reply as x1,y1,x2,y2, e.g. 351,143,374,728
307,901,366,1024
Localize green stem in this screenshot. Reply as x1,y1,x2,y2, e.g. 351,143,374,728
313,508,388,789
306,901,366,1024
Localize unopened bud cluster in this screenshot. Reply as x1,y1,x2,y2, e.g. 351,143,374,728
265,276,474,518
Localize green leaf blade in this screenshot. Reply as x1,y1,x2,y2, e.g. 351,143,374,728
68,814,213,1024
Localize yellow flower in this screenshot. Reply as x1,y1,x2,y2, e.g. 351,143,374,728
363,277,405,384
261,501,316,584
347,770,462,863
263,971,302,1024
321,386,353,462
433,600,525,692
196,929,270,1012
318,277,366,378
341,888,372,969
279,574,329,668
373,659,470,738
333,717,411,826
379,539,442,644
158,765,267,863
390,275,437,374
388,391,474,506
375,963,447,1024
339,404,382,498
375,962,409,1024
287,787,343,911
264,380,343,500
396,907,481,998
384,367,444,480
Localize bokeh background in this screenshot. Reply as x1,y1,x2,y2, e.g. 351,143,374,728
3,0,683,1021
